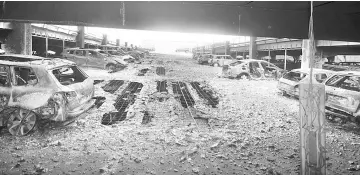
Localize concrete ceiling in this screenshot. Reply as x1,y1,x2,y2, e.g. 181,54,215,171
0,1,359,41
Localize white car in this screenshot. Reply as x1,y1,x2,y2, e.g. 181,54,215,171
208,55,235,67
277,68,334,97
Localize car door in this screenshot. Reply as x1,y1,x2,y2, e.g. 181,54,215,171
88,50,106,69
66,50,87,67
249,61,262,78
325,75,360,113
0,64,11,112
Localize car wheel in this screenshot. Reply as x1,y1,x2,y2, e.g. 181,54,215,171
281,91,288,96
106,64,116,72
239,74,250,80
7,108,37,136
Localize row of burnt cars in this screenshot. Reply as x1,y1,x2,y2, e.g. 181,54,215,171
278,68,360,124
194,52,360,124
0,48,152,136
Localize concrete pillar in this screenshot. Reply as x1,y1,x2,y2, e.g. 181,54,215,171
125,42,128,48
301,39,323,69
62,40,65,51
211,44,215,54
249,36,257,59
102,34,108,46
243,52,246,59
284,49,287,70
202,46,205,54
225,41,230,55
45,37,48,57
4,22,32,55
76,26,85,48
116,39,120,46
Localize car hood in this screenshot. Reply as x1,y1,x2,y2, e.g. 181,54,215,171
110,56,129,65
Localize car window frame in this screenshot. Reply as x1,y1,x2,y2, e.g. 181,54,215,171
0,64,11,87
11,66,39,86
326,75,360,92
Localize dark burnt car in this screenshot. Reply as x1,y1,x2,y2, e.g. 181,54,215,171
0,55,95,136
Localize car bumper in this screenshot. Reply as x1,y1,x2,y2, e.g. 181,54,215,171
325,106,356,119
277,85,297,96
68,98,96,117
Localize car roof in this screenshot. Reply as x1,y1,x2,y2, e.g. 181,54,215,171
291,68,334,74
64,48,97,51
334,71,360,76
0,55,75,69
0,54,50,62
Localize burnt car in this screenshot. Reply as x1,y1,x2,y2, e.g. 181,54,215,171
197,54,214,64
99,50,136,63
61,48,127,72
222,59,284,80
208,55,235,67
0,55,95,136
278,68,334,97
324,71,360,123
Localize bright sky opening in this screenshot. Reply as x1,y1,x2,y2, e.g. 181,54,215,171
34,24,249,53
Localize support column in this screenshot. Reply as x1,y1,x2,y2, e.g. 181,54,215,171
4,22,32,55
62,40,65,51
225,41,230,55
243,52,246,59
249,36,257,59
76,26,85,48
284,49,287,70
116,39,120,46
270,52,276,62
301,39,323,69
44,37,48,58
101,34,108,46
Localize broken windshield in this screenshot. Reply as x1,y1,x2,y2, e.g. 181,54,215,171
52,66,88,86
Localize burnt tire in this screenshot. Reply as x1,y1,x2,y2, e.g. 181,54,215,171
6,108,38,136
106,64,116,72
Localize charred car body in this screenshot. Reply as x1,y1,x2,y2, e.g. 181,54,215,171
208,55,235,67
0,55,95,136
222,59,284,80
278,68,334,97
324,71,360,123
61,48,127,72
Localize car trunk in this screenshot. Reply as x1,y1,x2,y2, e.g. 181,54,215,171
326,87,360,114
52,66,94,111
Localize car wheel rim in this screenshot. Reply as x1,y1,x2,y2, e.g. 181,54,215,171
241,75,247,79
7,108,37,136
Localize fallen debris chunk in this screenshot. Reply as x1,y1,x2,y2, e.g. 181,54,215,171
190,82,219,108
138,68,150,76
156,67,166,75
192,167,200,174
93,80,105,85
142,111,153,125
102,80,125,94
93,96,106,108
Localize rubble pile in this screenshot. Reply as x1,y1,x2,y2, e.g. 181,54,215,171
0,53,359,175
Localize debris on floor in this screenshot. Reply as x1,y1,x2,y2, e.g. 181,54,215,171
93,80,105,85
172,82,195,108
156,67,166,75
190,82,219,108
138,68,150,76
101,80,125,94
101,82,143,125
